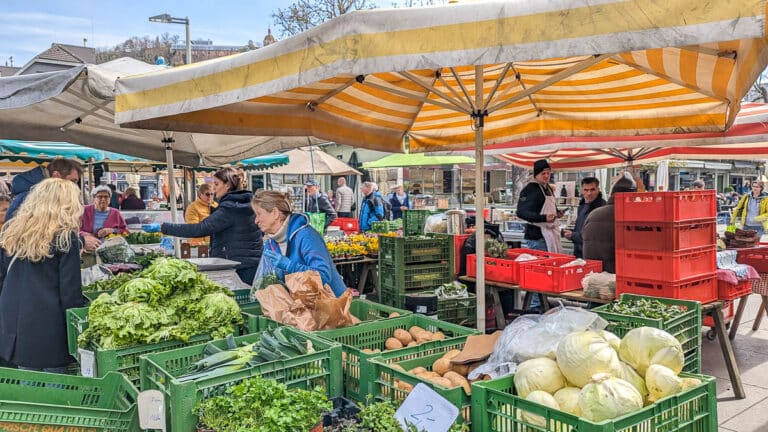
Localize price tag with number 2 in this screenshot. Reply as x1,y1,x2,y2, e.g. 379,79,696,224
394,383,459,432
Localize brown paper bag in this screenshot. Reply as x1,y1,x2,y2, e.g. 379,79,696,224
254,283,319,331
450,331,503,365
314,289,356,330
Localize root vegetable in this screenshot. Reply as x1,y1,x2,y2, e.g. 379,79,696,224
432,357,452,376
393,329,413,345
385,338,404,350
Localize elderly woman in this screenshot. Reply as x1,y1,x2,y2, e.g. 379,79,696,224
252,190,346,297
80,185,129,240
162,167,262,284
731,180,768,237
120,187,146,210
388,184,411,220
184,183,219,246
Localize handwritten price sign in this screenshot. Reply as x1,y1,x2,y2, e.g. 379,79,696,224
138,390,166,431
394,383,459,432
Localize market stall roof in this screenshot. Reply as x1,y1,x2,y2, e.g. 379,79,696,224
494,103,768,169
362,153,475,168
0,57,323,167
0,139,152,164
264,147,360,176
192,153,291,172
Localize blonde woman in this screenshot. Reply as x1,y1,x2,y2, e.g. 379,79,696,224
185,183,219,246
0,178,85,372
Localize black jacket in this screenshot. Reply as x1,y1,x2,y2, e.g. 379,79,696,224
0,232,84,368
304,193,337,228
582,197,617,273
516,182,553,241
572,193,607,258
162,190,263,283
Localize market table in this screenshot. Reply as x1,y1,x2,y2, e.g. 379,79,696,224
334,256,378,295
459,275,746,399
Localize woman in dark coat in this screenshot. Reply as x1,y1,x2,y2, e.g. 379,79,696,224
0,178,85,371
161,167,262,284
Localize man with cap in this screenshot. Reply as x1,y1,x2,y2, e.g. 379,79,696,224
516,159,563,253
582,172,637,273
304,179,336,231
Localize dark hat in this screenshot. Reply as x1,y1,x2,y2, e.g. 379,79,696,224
611,172,637,195
304,179,319,186
533,159,551,177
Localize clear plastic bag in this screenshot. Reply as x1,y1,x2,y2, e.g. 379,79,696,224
582,271,616,300
423,213,447,233
96,236,135,263
250,252,281,299
81,264,113,287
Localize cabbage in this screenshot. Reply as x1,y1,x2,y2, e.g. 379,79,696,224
556,330,622,387
616,362,649,405
646,364,682,402
578,373,643,422
618,327,684,376
514,358,566,398
553,387,582,416
680,377,702,391
521,390,560,427
601,330,621,352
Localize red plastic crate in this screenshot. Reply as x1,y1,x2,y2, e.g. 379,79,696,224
717,278,753,301
614,190,716,222
466,248,570,284
736,247,768,273
451,234,470,277
329,217,359,233
616,273,717,303
616,246,716,281
518,257,603,293
704,300,734,327
615,219,716,252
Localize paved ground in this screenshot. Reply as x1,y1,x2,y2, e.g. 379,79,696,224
702,293,768,431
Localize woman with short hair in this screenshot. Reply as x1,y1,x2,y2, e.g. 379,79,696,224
120,187,146,210
0,178,85,371
184,183,219,246
731,180,768,237
80,185,129,239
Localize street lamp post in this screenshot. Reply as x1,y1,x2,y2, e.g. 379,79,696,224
149,13,191,65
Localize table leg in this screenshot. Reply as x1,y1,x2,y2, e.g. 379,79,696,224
729,294,750,340
490,286,506,330
357,263,370,295
712,306,745,399
753,295,768,331
540,294,550,312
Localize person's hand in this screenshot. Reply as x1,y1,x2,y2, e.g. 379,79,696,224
400,206,407,210
82,234,101,251
263,249,292,271
97,227,113,238
546,214,556,222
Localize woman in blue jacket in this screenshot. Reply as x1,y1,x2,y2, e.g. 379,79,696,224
251,190,346,297
162,167,262,284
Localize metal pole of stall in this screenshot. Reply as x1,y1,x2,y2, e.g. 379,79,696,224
162,133,181,257
474,65,487,333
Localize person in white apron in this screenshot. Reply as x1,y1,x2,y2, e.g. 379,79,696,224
532,187,564,253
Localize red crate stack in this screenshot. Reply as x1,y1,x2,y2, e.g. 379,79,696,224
614,190,717,303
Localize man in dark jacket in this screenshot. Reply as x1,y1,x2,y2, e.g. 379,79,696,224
582,173,637,273
304,179,336,230
564,177,606,258
6,159,82,220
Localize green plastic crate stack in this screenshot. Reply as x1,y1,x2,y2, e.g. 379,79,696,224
370,219,402,233
470,373,717,432
403,209,435,236
312,314,478,403
592,293,702,373
140,328,343,432
0,369,138,432
66,306,221,386
383,290,477,327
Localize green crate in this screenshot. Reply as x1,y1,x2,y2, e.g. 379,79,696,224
239,302,281,333
66,307,234,386
370,348,472,425
312,314,478,403
379,235,450,267
377,288,477,328
370,219,402,233
470,372,717,432
592,294,702,373
378,262,452,292
140,328,342,432
403,210,434,236
0,369,138,432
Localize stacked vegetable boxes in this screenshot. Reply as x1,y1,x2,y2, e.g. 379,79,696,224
312,314,478,403
471,373,717,432
466,248,572,285
614,190,717,304
0,369,138,432
140,327,342,432
378,234,452,308
593,294,702,373
403,209,435,236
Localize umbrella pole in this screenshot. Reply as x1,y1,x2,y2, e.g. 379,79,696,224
474,66,486,333
163,135,181,258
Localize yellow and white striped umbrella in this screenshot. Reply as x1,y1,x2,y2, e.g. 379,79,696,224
116,0,768,154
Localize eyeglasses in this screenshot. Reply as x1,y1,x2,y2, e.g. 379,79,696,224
95,195,110,200
203,193,215,197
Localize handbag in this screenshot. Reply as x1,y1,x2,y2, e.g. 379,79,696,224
307,212,326,234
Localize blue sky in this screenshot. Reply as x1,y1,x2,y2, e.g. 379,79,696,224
1,0,393,68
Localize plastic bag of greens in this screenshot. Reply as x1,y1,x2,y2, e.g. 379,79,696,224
250,248,282,299
96,236,135,263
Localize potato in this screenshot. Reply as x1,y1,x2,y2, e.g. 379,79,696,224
389,312,401,318
372,349,381,353
385,338,403,350
393,329,413,345
407,341,418,347
426,376,453,388
416,331,434,343
409,366,427,375
442,349,461,361
451,363,470,376
409,326,426,339
432,331,446,341
417,371,441,379
391,364,405,372
361,348,374,354
432,357,452,376
443,371,471,396
394,380,414,393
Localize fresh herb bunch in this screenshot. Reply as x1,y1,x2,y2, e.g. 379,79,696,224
196,376,330,432
132,251,166,268
485,239,508,258
604,298,685,320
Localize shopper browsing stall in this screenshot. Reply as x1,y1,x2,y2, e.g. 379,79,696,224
80,185,129,240
304,179,337,230
359,181,386,231
731,181,768,238
563,177,606,258
388,184,411,220
161,167,263,284
119,187,146,210
0,178,85,372
335,177,355,217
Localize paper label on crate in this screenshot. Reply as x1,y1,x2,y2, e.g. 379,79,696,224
395,383,459,432
138,390,166,431
78,348,96,378
417,305,427,313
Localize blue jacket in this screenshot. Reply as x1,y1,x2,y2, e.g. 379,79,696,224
6,166,45,220
263,213,346,297
162,190,262,283
389,192,411,220
360,191,385,231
